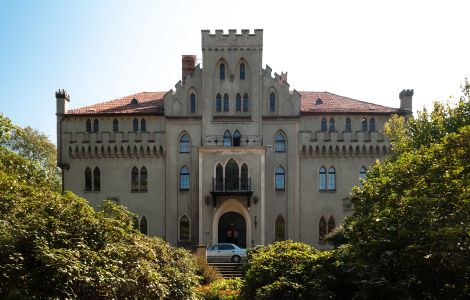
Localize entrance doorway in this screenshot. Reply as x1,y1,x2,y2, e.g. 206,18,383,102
218,212,246,248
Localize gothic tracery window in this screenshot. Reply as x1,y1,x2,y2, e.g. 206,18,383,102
179,215,190,241
275,215,286,241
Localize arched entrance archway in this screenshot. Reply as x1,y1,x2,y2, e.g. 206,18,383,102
218,212,246,248
212,199,251,248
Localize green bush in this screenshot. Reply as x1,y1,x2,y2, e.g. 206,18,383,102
197,278,242,300
195,255,222,285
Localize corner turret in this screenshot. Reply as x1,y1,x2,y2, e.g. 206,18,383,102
55,89,70,115
399,89,413,113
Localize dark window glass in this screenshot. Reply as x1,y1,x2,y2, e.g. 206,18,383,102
86,119,91,132
269,92,275,112
93,119,99,132
225,159,239,190
370,118,376,132
241,163,248,190
329,118,335,132
243,93,249,112
140,167,147,191
328,216,335,233
133,118,139,131
319,167,326,191
113,119,119,132
179,134,190,153
131,167,139,191
275,215,286,241
321,117,327,132
180,215,190,241
345,117,351,131
180,166,190,190
223,130,232,147
275,166,285,190
140,215,148,235
216,94,222,112
328,166,336,191
220,63,225,80
233,130,241,147
223,93,229,112
236,94,241,112
190,93,196,113
93,167,100,192
240,63,245,80
215,164,223,191
140,119,146,132
362,118,368,131
85,167,92,191
319,216,327,240
275,133,286,152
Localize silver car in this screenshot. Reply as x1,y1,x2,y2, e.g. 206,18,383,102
207,243,247,263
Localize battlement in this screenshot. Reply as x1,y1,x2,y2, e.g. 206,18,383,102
201,29,263,48
55,89,70,101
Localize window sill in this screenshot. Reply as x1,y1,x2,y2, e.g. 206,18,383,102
131,190,148,193
319,190,336,193
275,188,285,191
180,189,190,191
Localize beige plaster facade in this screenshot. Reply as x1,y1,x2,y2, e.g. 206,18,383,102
56,29,413,250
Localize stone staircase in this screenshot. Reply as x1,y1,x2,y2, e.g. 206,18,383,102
208,262,244,278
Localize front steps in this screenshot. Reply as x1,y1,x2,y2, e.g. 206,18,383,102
208,262,244,278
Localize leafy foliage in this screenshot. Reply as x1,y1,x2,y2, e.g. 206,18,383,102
196,278,242,300
195,255,222,285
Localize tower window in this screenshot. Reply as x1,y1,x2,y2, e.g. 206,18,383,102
275,132,286,153
216,94,222,112
275,166,285,190
236,94,241,112
140,167,147,192
220,63,225,80
140,215,148,235
223,94,229,112
179,134,190,153
269,92,276,112
275,215,286,241
190,93,196,113
180,166,190,190
179,215,190,241
240,63,245,80
243,93,249,112
319,216,327,240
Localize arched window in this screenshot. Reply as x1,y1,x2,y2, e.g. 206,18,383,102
233,130,241,147
113,119,119,132
140,119,146,132
345,117,351,132
140,167,147,192
179,134,190,153
225,159,239,191
243,93,249,112
133,118,139,131
239,63,245,80
319,216,327,240
275,133,286,153
93,119,99,132
328,216,336,233
319,167,326,191
223,130,232,147
131,167,139,191
85,167,92,191
329,118,335,132
133,216,139,230
275,215,286,241
140,215,148,235
215,163,223,191
321,117,327,132
275,166,285,190
269,92,276,112
180,166,190,190
179,215,190,241
328,166,336,191
361,118,368,131
241,163,249,190
215,93,222,112
220,63,225,80
86,119,91,132
236,93,241,112
370,118,376,132
93,167,100,192
223,93,229,112
190,93,196,113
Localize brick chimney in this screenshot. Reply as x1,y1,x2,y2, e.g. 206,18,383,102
182,55,196,84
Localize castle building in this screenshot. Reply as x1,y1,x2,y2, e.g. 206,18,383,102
55,29,413,249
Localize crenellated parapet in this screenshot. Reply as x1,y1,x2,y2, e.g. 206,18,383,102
201,29,263,48
262,65,301,116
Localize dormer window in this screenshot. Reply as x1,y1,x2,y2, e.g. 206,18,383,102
316,98,323,105
130,97,139,105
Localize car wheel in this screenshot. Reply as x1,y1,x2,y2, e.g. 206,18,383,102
231,255,241,263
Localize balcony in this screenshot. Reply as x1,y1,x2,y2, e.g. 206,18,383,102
210,177,253,207
201,135,263,147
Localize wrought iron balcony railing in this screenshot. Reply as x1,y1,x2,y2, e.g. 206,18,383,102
201,135,263,147
212,177,252,192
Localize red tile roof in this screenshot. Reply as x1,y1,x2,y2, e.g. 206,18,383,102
67,91,399,115
66,92,166,115
299,91,399,114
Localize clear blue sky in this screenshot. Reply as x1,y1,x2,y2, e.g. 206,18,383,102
1,0,468,143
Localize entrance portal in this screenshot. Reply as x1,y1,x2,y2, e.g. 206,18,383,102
218,212,246,248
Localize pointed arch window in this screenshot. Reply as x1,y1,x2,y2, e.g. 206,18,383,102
86,119,91,132
275,166,285,190
239,63,245,80
359,166,367,186
321,117,327,132
131,167,139,191
328,216,336,233
140,119,146,132
85,167,92,191
275,215,286,241
133,118,139,131
243,93,249,112
223,93,229,112
215,163,223,191
319,216,327,241
233,130,241,147
223,130,232,147
275,132,286,153
113,119,119,132
216,93,222,112
179,134,190,153
190,93,196,113
328,166,336,191
220,63,225,80
133,216,139,230
225,159,239,191
179,215,190,241
370,117,376,132
269,92,276,112
329,118,335,132
140,215,148,235
319,167,327,191
140,167,147,191
361,118,368,131
241,163,249,190
93,167,100,192
180,166,190,190
345,117,351,132
236,93,242,112
93,119,99,132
